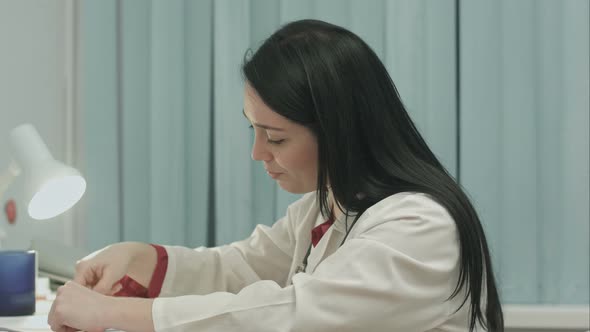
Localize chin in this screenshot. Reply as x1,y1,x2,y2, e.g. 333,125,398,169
277,181,315,194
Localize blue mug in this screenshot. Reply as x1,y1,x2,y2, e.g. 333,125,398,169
0,250,36,316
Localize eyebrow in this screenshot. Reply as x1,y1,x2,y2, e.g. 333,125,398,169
242,109,285,131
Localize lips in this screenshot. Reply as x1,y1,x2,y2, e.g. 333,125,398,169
265,169,282,179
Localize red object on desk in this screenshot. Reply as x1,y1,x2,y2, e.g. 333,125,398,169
4,199,16,224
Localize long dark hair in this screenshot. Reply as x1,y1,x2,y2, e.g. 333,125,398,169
242,19,503,331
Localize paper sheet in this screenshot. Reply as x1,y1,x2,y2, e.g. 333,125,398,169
0,314,50,331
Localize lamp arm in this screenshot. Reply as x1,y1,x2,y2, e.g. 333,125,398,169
0,160,21,200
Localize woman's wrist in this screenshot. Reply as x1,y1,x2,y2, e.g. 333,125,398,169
125,242,158,287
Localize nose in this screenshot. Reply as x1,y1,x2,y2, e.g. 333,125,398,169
251,135,272,162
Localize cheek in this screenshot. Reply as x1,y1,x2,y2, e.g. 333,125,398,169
286,144,317,178
300,149,318,176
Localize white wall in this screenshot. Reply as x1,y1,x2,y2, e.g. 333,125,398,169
0,0,76,249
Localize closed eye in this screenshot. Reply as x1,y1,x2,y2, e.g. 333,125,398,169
267,139,285,145
249,124,284,145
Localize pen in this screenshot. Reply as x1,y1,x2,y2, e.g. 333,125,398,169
0,327,23,332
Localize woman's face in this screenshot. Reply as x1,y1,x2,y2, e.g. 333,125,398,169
243,83,318,194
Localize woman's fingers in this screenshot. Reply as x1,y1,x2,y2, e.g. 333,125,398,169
73,260,98,287
92,270,118,295
48,281,111,332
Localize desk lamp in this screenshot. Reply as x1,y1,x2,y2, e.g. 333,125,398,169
0,123,86,316
0,124,86,224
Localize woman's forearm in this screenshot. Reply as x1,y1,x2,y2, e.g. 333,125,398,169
109,296,155,332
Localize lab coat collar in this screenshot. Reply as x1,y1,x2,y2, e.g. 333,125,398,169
331,211,358,233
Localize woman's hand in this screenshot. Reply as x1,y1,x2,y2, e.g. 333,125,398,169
74,242,157,295
48,282,156,332
48,281,111,332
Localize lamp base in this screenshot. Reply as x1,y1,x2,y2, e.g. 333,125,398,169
0,250,36,316
0,290,35,316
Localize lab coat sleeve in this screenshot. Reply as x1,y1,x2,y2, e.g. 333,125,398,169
158,197,303,297
152,194,462,332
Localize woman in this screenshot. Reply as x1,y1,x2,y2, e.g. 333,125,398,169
48,19,503,332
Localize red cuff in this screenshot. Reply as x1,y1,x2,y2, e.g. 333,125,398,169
114,275,148,298
147,244,168,298
113,244,168,298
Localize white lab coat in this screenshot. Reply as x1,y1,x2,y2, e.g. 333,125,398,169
152,192,480,332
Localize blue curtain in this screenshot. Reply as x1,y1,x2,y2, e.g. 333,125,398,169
76,0,588,305
460,0,589,305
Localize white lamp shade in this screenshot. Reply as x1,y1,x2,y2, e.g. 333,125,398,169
24,160,86,220
9,124,86,220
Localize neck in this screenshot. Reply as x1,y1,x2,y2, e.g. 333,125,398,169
327,189,345,221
